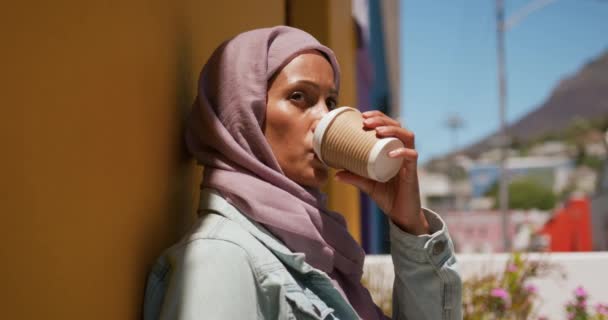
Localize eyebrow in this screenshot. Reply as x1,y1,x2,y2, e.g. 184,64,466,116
291,80,338,95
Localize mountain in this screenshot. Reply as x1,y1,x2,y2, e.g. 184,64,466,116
459,50,608,158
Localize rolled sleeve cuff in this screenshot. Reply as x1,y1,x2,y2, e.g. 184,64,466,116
389,207,454,267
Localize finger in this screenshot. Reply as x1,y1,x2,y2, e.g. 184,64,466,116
334,170,375,195
362,110,387,118
363,116,401,129
376,126,415,149
388,147,418,162
390,149,419,184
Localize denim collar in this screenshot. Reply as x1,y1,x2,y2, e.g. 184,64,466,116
198,188,316,274
198,188,361,320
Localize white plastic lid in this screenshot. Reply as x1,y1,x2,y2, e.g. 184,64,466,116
367,137,404,182
313,106,357,164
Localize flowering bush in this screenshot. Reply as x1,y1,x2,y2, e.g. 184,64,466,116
463,252,557,319
565,286,608,320
363,252,607,319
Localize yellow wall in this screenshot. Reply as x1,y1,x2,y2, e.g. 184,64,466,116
1,1,284,319
1,0,362,318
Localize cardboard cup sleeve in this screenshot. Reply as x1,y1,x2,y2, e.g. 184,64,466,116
313,107,404,183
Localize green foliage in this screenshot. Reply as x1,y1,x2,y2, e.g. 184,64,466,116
578,154,604,171
485,178,557,211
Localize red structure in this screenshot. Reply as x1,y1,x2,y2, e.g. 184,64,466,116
539,197,593,252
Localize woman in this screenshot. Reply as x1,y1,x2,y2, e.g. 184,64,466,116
144,26,461,320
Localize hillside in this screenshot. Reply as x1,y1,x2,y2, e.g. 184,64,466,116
461,50,608,158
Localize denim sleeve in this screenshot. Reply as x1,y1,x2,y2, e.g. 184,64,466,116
389,208,462,320
158,239,261,320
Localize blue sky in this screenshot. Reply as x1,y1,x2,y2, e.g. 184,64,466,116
400,0,608,163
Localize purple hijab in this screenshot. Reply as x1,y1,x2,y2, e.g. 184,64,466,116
185,26,383,319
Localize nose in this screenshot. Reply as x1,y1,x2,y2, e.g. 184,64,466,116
311,102,330,133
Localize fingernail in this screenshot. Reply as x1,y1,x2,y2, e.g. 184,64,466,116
389,150,399,157
376,126,387,133
364,118,372,125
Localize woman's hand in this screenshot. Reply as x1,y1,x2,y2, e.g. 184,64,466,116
334,110,430,235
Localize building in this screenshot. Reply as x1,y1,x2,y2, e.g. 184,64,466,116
442,210,550,253
468,156,574,198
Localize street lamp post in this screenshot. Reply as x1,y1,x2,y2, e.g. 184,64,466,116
446,114,465,150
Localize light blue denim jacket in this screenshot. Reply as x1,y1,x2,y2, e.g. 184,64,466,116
144,188,462,319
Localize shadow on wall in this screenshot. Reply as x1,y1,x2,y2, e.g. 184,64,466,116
138,18,201,309
164,21,200,239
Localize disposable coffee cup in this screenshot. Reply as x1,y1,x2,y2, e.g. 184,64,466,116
313,106,404,183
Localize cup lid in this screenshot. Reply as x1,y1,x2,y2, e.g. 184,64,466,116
313,106,358,163
367,137,404,182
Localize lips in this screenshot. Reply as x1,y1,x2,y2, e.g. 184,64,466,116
312,152,328,168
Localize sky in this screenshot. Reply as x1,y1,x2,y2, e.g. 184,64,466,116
400,0,608,163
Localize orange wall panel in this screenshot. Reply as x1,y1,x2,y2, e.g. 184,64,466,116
0,1,284,319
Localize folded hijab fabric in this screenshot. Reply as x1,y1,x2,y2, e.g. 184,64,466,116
185,26,383,319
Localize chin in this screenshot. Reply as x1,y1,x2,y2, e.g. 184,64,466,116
296,169,329,189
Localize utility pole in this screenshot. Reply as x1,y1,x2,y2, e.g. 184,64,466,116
494,0,559,252
496,0,510,251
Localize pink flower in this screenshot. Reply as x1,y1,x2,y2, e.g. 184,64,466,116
574,286,588,298
525,284,538,294
506,263,518,272
490,287,511,307
578,299,587,308
596,303,608,315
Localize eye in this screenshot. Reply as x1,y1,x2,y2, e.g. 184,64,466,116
290,91,305,103
326,98,337,110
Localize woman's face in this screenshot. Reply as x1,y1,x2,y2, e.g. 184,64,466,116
265,50,338,188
